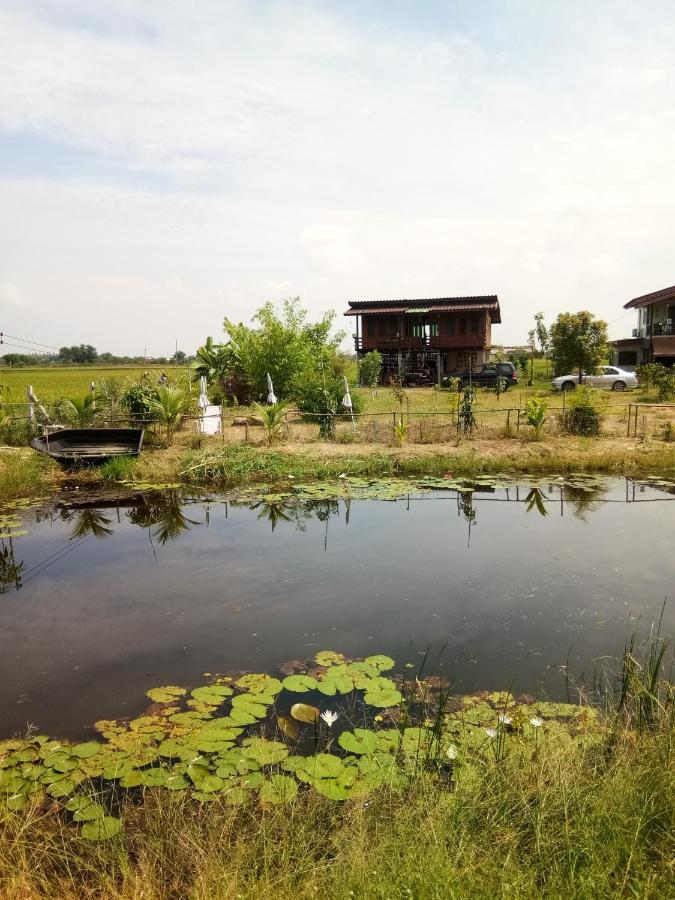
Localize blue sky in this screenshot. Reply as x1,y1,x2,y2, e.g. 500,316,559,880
1,0,674,354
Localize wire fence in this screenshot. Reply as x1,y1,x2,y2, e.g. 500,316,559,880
2,399,674,446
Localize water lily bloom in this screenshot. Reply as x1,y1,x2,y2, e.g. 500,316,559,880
485,727,498,739
320,710,339,727
498,714,512,726
446,744,458,760
530,717,544,728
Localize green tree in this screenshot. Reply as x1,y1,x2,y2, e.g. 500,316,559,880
59,344,98,364
549,312,608,382
534,311,550,377
146,385,193,444
359,351,382,393
252,400,292,446
223,298,343,401
57,394,101,427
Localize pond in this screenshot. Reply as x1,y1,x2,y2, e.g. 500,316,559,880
0,475,673,739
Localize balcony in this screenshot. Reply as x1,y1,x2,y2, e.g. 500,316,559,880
355,332,487,352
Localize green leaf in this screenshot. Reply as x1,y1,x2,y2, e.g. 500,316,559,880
364,687,402,709
290,703,320,724
46,778,76,798
165,774,190,791
146,685,187,703
364,655,395,672
260,775,298,804
191,685,234,704
81,816,123,841
120,770,144,788
235,674,283,695
338,729,381,755
66,797,106,821
241,739,289,766
315,651,346,667
282,675,319,693
71,742,101,759
230,695,270,718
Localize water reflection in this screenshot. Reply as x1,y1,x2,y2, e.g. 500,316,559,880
1,476,673,736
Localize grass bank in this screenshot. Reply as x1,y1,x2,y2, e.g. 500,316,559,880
1,710,672,899
2,435,675,502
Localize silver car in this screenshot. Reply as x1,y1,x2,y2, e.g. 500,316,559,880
552,366,639,392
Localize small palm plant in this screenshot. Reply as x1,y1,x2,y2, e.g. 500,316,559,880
392,418,409,447
57,394,101,427
525,397,548,440
252,400,291,446
146,385,193,444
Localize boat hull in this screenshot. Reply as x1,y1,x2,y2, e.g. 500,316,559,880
31,428,144,466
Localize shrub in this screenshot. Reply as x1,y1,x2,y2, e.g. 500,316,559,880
99,455,137,482
525,397,548,440
359,351,382,391
251,400,292,446
561,387,601,436
458,384,477,436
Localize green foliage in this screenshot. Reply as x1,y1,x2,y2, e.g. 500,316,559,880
251,400,291,446
192,337,239,400
56,394,101,427
493,376,508,401
99,455,137,482
635,362,666,392
561,387,602,436
458,384,477,435
145,385,193,444
359,351,382,389
524,397,548,440
58,345,98,365
392,418,408,447
223,298,344,402
549,311,608,379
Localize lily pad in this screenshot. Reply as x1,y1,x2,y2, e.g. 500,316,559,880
259,774,298,804
235,674,283,695
146,685,187,704
71,742,101,759
241,739,288,766
364,655,395,672
277,715,300,740
282,674,319,693
191,685,234,704
81,816,122,841
315,651,346,667
290,703,320,724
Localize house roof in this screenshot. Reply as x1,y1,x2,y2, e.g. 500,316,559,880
345,296,501,323
624,284,675,309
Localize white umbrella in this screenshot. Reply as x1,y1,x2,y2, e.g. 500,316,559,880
342,375,355,430
266,373,278,405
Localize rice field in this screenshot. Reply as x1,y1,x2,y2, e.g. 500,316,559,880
0,366,188,405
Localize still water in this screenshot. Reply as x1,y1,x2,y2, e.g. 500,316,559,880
0,478,672,738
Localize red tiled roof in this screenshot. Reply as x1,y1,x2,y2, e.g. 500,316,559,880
624,284,675,309
345,296,500,322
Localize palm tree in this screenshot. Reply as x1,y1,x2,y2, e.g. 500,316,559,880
146,385,193,444
252,400,291,446
57,394,101,427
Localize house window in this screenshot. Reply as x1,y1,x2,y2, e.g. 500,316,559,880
430,323,439,337
412,323,424,338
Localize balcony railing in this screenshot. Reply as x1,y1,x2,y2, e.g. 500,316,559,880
633,323,675,338
354,332,487,352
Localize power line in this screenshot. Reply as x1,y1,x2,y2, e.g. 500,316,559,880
0,339,56,356
0,332,60,351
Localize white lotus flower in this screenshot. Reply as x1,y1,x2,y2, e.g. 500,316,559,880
320,710,339,727
530,717,544,728
485,727,498,739
445,744,458,760
498,714,512,726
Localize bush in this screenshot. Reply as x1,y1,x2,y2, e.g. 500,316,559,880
561,387,601,436
0,419,36,447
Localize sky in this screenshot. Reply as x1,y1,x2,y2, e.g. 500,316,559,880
1,0,675,356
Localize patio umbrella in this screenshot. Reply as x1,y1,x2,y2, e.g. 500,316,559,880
266,373,278,405
342,375,355,431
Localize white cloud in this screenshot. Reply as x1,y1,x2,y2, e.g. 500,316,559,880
1,2,675,351
0,282,31,307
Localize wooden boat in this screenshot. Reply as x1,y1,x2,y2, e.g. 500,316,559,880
31,428,144,465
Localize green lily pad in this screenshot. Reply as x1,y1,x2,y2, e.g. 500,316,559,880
363,686,403,708
364,655,395,672
191,685,234,704
338,729,381,755
282,674,319,693
241,739,289,766
259,774,298,804
146,685,187,704
81,816,122,841
230,695,270,719
66,797,106,821
165,774,190,791
315,651,346,667
235,674,283,695
71,742,101,759
277,715,300,740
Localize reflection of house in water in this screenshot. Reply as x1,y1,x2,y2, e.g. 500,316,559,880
613,284,675,369
345,295,501,385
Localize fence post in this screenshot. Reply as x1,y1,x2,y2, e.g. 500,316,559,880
516,409,521,433
506,409,511,436
27,385,34,424
627,403,631,437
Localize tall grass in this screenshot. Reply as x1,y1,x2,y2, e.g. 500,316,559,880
0,451,55,499
1,630,671,898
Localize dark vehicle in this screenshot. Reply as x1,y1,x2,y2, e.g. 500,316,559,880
458,362,518,389
31,428,144,466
